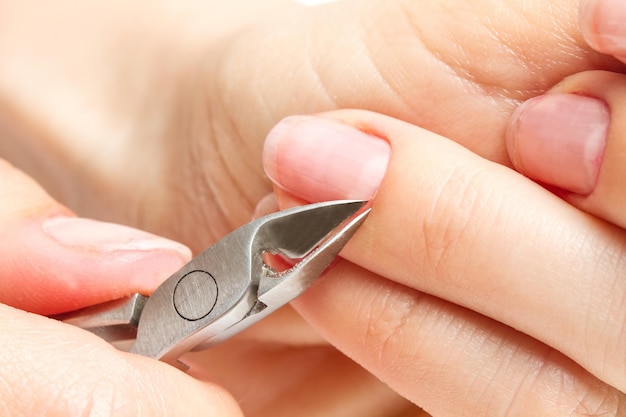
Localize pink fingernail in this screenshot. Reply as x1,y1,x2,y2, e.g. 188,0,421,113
507,93,609,194
43,217,191,259
580,0,626,55
263,116,390,202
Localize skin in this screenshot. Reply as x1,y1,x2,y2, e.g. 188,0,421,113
526,71,626,227
265,107,626,415
0,0,625,416
0,0,623,247
263,2,626,414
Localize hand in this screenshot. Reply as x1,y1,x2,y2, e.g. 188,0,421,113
1,0,625,415
0,0,623,249
259,4,626,414
0,159,242,416
263,107,626,416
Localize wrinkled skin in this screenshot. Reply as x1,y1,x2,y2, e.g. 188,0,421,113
0,0,623,416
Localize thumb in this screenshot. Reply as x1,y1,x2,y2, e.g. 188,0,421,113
1,303,242,417
0,159,191,315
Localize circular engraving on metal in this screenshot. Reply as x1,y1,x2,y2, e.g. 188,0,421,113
173,270,218,321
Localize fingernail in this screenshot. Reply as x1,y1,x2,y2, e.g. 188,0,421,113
263,116,390,202
507,93,609,194
580,0,626,54
43,217,191,260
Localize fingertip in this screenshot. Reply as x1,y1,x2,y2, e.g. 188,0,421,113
579,0,626,60
263,115,390,203
41,216,192,297
506,93,609,195
42,216,191,261
262,115,310,191
0,215,192,315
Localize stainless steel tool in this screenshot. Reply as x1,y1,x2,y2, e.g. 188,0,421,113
58,200,370,369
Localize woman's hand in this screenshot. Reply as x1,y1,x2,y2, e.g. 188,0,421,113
264,5,626,410
0,0,623,250
0,162,192,316
0,153,414,417
263,108,626,416
0,158,243,416
1,0,625,415
259,4,626,414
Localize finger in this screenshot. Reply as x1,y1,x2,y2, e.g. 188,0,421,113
0,303,242,417
263,111,626,393
295,261,625,417
0,159,191,315
580,0,626,63
506,70,626,229
251,192,279,219
201,0,625,206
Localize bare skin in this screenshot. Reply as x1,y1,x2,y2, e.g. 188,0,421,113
0,0,625,416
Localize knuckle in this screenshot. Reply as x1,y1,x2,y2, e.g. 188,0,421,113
359,283,425,374
517,352,624,417
89,378,143,417
49,360,142,417
416,162,501,283
569,386,623,417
